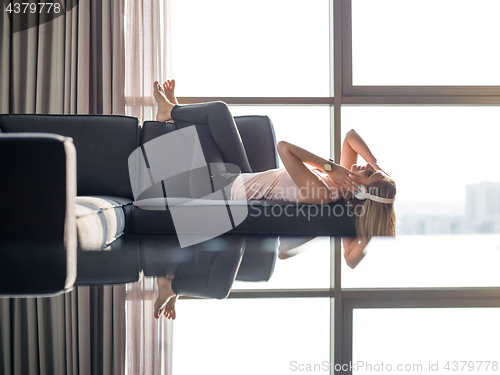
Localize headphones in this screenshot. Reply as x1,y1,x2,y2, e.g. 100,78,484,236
354,185,395,204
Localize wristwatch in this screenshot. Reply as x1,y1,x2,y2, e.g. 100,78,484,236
323,159,334,172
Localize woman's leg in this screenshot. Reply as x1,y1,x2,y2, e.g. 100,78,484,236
170,101,252,173
154,82,247,198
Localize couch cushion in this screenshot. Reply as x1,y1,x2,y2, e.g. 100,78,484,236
76,196,131,250
129,197,357,236
0,114,139,199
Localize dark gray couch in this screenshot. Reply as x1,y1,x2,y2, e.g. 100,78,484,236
0,112,356,297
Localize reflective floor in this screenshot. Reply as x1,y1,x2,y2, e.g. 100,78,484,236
77,233,500,291
116,233,500,374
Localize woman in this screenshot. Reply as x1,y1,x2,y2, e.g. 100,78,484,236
152,80,396,319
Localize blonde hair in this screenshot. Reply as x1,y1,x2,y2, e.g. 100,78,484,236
350,175,396,239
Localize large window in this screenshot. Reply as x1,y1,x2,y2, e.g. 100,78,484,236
167,1,336,371
130,1,500,374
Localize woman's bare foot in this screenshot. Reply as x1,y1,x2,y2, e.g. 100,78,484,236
163,79,179,105
153,81,174,122
163,294,178,320
154,275,176,319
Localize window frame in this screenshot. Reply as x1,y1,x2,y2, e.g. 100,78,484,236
157,1,500,374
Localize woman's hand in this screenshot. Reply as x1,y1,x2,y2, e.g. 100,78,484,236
329,164,360,193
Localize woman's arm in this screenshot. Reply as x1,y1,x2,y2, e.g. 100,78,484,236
340,129,386,173
277,141,359,204
342,237,370,269
339,130,378,268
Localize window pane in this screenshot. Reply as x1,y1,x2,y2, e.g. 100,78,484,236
352,0,500,86
341,106,500,287
343,235,500,288
232,237,331,290
353,309,500,374
229,106,331,290
173,298,330,375
229,105,331,167
170,0,331,97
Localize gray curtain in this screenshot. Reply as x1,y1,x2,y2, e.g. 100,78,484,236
0,286,126,375
0,1,127,374
0,0,125,115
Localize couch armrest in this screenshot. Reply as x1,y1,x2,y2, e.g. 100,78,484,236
0,133,77,296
